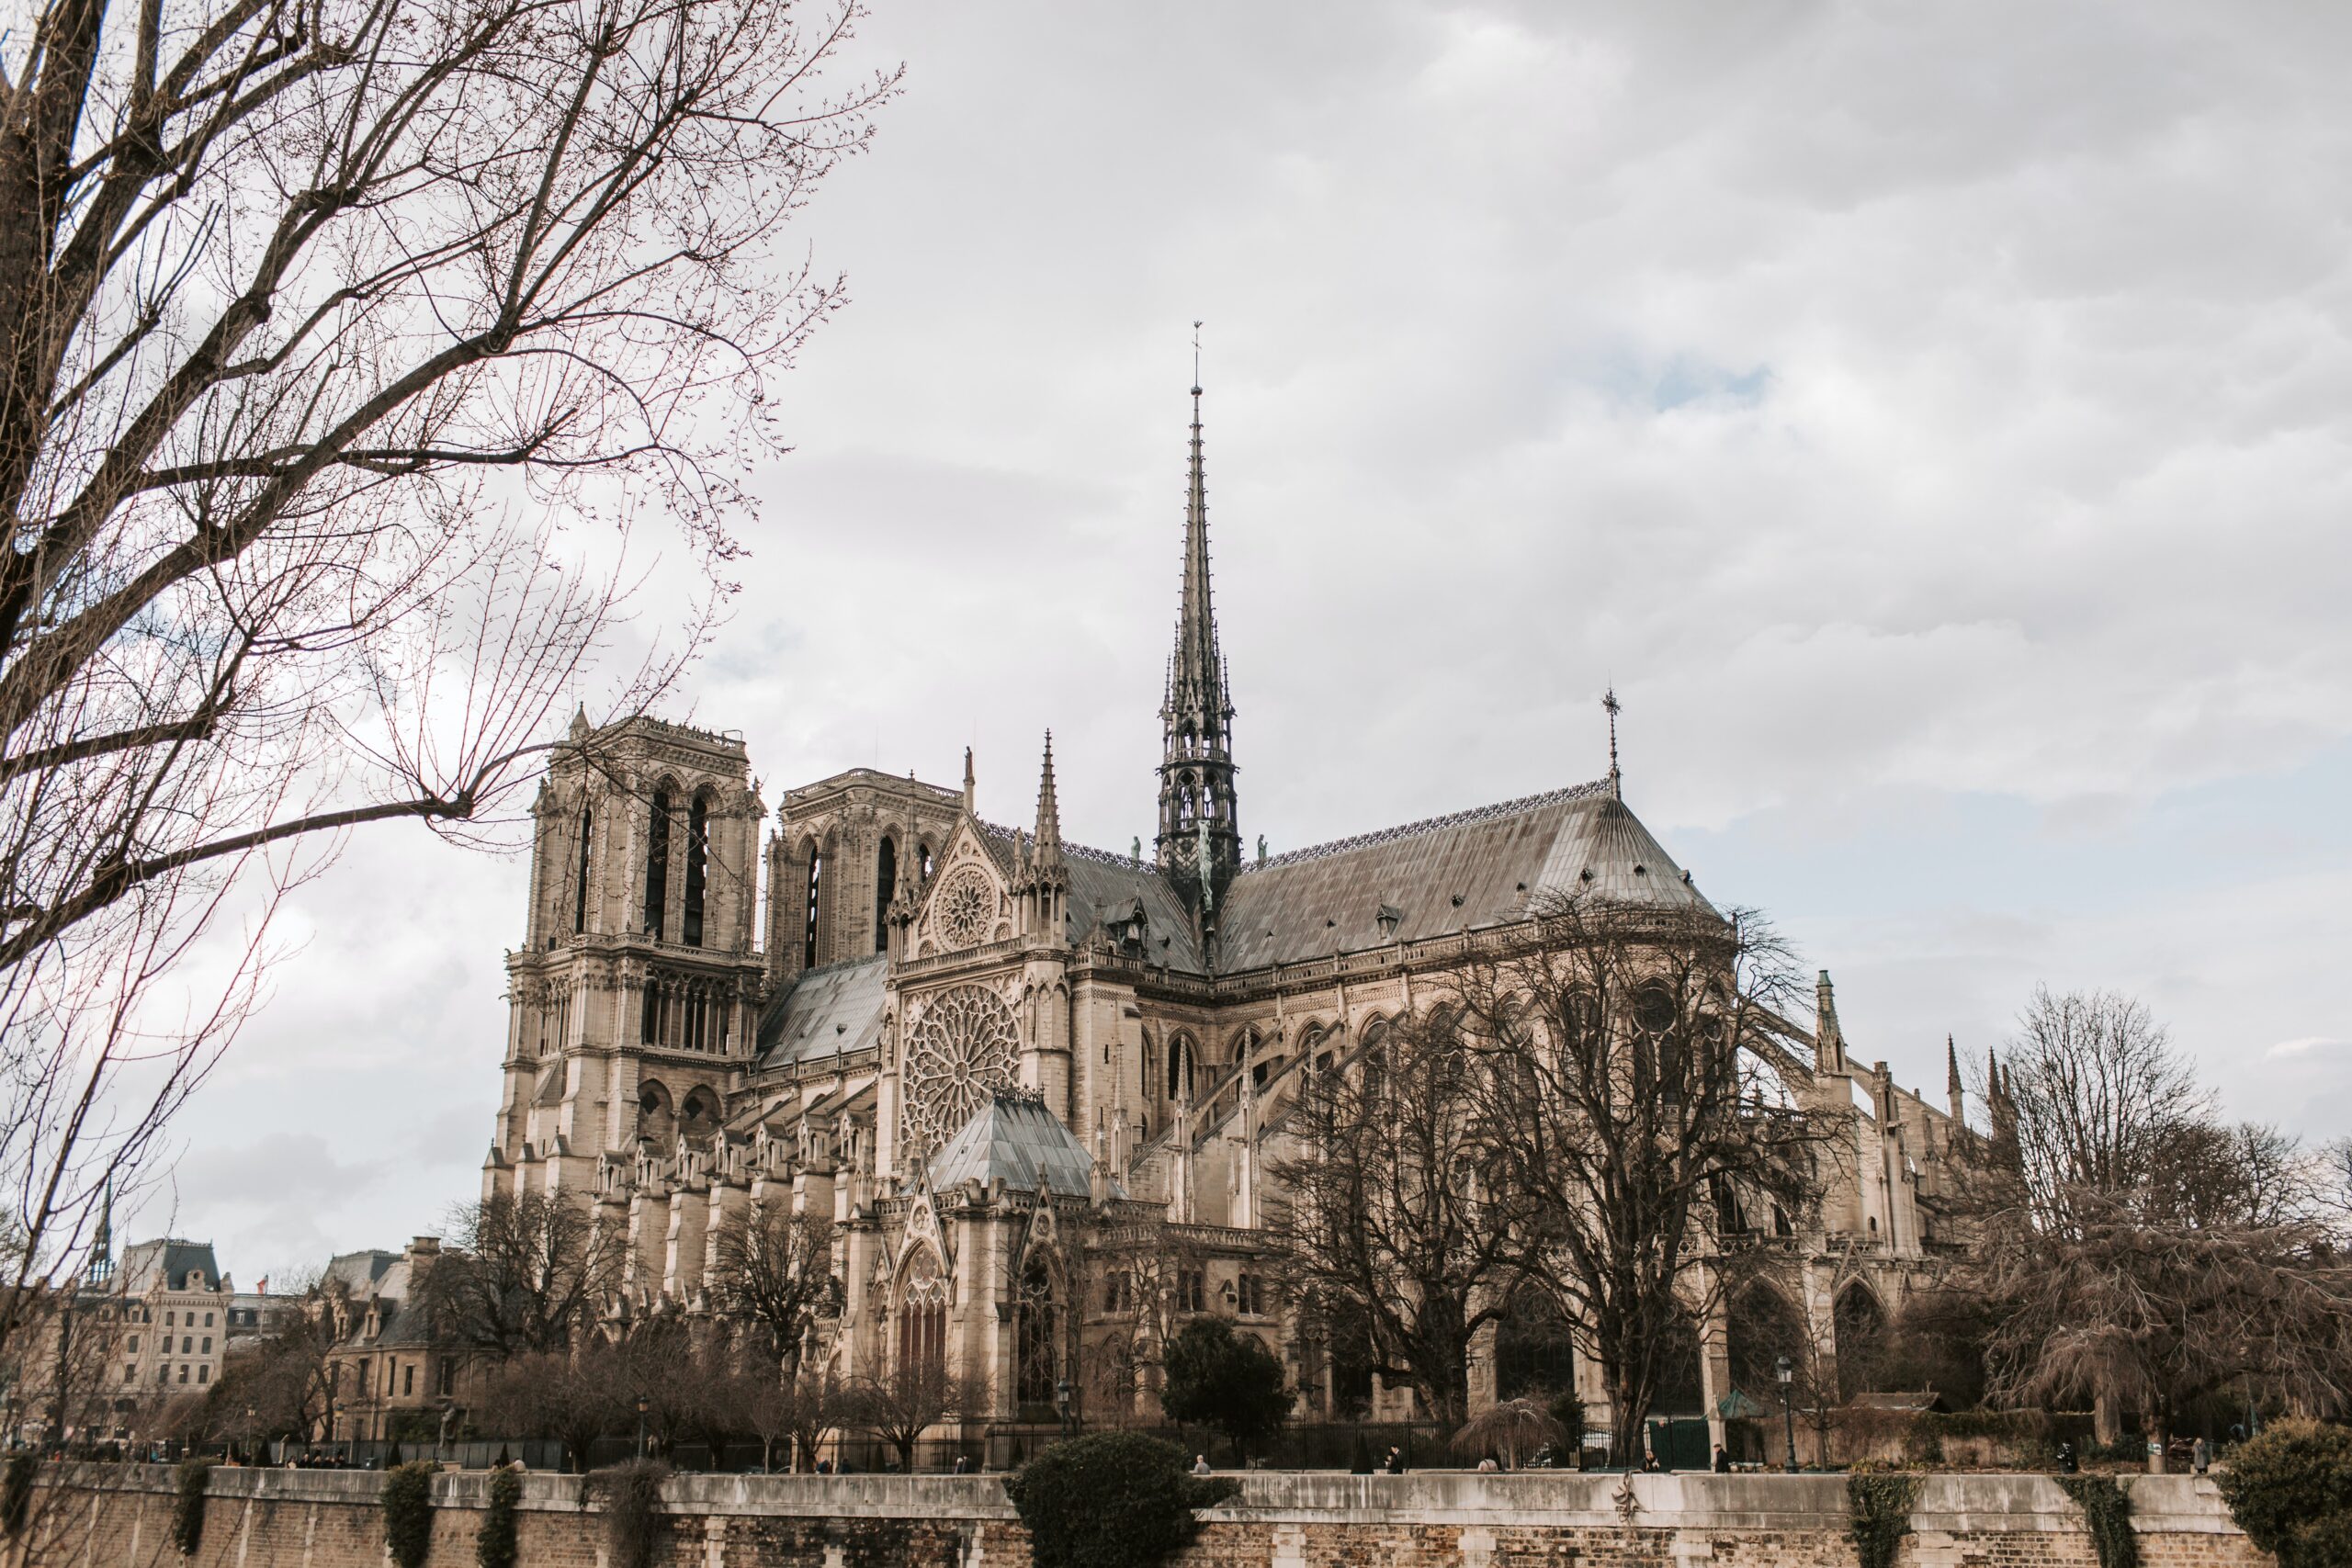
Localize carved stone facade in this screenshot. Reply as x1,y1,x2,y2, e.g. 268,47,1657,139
482,396,1981,1445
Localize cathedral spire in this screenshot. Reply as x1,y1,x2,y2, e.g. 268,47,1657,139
1034,730,1064,862
1156,341,1240,915
1603,687,1622,798
1946,1033,1965,1122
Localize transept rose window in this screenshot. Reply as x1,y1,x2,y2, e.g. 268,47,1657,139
901,985,1018,1153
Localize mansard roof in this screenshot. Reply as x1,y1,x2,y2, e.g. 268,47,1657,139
756,953,889,1068
926,1090,1114,1200
119,1238,222,1293
1217,782,1715,972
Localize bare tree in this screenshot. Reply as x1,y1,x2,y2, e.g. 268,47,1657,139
425,1191,625,1357
1456,897,1837,1463
1069,1216,1214,1424
1269,1005,1526,1428
707,1201,841,1375
782,1364,851,1474
1969,989,2352,1458
849,1358,978,1474
474,1346,626,1472
0,0,897,1366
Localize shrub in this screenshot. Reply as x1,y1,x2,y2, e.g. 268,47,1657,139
381,1461,438,1568
1,1452,33,1538
477,1464,524,1568
2055,1475,2137,1568
591,1458,672,1568
2215,1418,2352,1568
172,1460,211,1557
1003,1431,1238,1568
1846,1472,1918,1568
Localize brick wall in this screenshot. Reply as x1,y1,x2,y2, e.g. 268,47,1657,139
9,1466,2269,1568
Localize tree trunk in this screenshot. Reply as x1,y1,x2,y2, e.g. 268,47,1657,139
2093,1389,2120,1446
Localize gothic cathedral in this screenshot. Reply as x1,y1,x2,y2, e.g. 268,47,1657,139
484,386,1978,1439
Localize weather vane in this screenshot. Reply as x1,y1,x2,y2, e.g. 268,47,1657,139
1192,320,1203,394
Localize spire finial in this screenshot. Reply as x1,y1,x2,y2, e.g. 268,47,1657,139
1034,729,1062,852
1602,687,1622,797
1192,319,1203,398
962,746,975,814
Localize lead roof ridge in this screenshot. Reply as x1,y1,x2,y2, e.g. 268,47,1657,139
1235,777,1618,874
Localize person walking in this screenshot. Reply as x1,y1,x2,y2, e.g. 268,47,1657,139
1713,1445,1731,1474
1192,1454,1212,1475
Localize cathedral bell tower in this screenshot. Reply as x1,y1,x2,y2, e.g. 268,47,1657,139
1155,379,1240,919
487,714,764,1201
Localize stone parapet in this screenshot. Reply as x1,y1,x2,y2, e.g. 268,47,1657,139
17,1464,2264,1568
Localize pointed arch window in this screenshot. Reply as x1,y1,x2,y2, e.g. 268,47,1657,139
644,789,672,940
875,835,897,953
803,845,823,969
573,807,593,933
683,794,710,947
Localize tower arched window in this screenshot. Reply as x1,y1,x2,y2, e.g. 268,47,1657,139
875,835,897,953
919,842,934,879
644,789,672,940
803,845,823,970
573,807,593,933
682,794,710,947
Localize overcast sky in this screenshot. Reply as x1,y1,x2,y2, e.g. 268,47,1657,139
140,1,2352,1283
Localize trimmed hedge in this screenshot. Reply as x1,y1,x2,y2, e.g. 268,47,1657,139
1846,1472,1918,1568
2215,1418,2352,1568
1004,1431,1238,1568
380,1461,438,1568
172,1460,211,1557
476,1464,524,1568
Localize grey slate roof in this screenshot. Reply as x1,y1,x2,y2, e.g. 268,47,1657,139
756,953,889,1068
978,824,1206,972
926,1091,1116,1200
1218,783,1714,972
119,1239,221,1293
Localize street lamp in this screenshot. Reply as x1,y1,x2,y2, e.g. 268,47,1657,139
635,1394,650,1461
1054,1379,1074,1438
244,1404,257,1467
1775,1357,1798,1473
436,1399,455,1467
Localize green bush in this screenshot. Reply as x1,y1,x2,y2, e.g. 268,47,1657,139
476,1464,524,1568
1003,1431,1238,1568
1846,1472,1918,1568
591,1458,671,1568
2215,1418,2352,1568
172,1460,211,1558
381,1461,438,1568
1,1452,33,1538
2056,1475,2137,1568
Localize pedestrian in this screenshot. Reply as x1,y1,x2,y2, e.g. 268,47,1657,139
1713,1445,1731,1474
2193,1438,2211,1474
1384,1445,1405,1475
953,1454,970,1475
1476,1457,1498,1473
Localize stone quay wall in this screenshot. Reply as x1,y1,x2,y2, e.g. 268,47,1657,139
10,1465,2268,1568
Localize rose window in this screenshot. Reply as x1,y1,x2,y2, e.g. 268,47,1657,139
901,985,1018,1154
935,866,994,949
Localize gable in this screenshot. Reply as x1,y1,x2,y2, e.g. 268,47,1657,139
914,821,1014,959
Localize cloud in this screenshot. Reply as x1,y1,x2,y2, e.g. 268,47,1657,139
147,0,2352,1269
2267,1036,2347,1060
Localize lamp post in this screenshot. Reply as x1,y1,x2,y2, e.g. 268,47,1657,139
327,1399,340,1460
1776,1357,1798,1473
436,1399,455,1467
635,1394,650,1461
244,1404,257,1467
1054,1378,1074,1439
